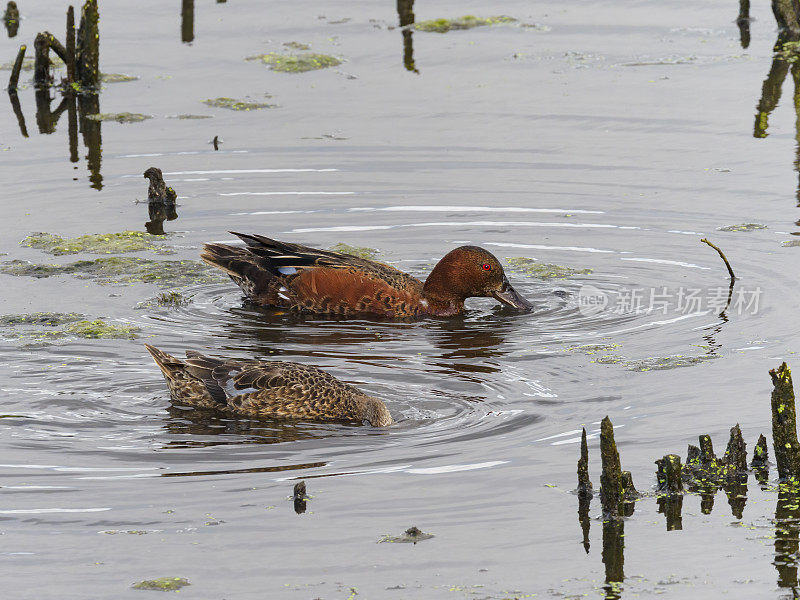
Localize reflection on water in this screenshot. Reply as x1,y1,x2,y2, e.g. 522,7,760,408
397,0,418,73
753,35,800,235
775,487,800,590
5,89,102,189
181,0,194,44
602,518,624,600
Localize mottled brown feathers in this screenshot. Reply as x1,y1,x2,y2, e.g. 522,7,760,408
145,344,392,427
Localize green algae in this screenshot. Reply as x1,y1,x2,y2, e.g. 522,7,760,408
63,320,140,339
203,97,277,111
782,239,800,247
86,112,152,123
132,577,190,592
1,55,64,71
565,343,621,355
136,291,193,309
717,223,767,232
22,231,172,256
246,52,342,73
506,257,592,279
0,312,84,327
283,41,311,50
593,353,718,371
379,526,434,544
166,114,213,120
329,243,378,260
100,73,139,83
414,15,516,33
1,257,225,288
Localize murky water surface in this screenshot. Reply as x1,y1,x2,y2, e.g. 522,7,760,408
2,0,799,598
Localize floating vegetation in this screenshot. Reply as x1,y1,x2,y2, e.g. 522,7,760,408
565,343,621,355
776,40,800,62
21,231,172,256
717,223,768,232
283,41,311,50
506,257,592,279
0,314,139,342
1,257,225,287
63,319,140,339
379,526,434,544
329,243,378,260
246,52,342,73
86,112,152,123
131,577,190,592
782,239,800,247
166,114,213,120
99,73,138,83
594,353,719,371
1,55,64,71
0,312,84,327
202,97,277,111
414,15,516,33
136,291,193,309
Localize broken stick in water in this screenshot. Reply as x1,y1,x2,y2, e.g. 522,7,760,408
599,416,623,519
7,43,25,91
700,237,736,281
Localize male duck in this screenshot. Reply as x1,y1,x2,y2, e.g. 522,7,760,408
145,344,393,427
201,232,534,318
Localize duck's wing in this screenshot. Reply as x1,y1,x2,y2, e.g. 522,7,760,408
184,355,366,422
230,232,423,293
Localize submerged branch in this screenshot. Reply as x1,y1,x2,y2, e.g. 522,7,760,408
700,238,736,281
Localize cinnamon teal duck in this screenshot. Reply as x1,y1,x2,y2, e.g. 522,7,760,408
145,344,393,427
201,232,534,318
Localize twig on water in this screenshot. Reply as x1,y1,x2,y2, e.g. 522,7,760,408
700,238,736,281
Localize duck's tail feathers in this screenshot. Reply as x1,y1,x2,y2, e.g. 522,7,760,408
144,344,186,379
200,242,275,298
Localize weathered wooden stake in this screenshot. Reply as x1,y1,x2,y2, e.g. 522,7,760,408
3,1,19,37
66,6,76,84
33,32,52,88
723,423,748,482
599,416,623,519
773,0,800,41
577,427,593,499
7,43,25,91
771,362,800,482
76,0,99,89
293,481,307,514
752,433,769,469
655,454,683,493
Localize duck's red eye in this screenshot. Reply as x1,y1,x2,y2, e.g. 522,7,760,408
482,263,491,271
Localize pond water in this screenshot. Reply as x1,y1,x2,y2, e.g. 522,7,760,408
1,0,799,598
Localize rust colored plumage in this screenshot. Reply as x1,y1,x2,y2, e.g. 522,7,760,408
201,232,533,318
145,344,392,427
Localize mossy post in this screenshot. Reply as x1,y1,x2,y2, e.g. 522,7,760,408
723,423,748,482
181,0,194,44
293,481,307,515
752,433,769,469
577,427,593,499
66,6,76,84
699,434,716,465
599,416,623,519
655,454,683,493
737,0,751,48
7,43,25,91
4,1,19,36
770,362,800,482
76,0,99,90
773,0,800,41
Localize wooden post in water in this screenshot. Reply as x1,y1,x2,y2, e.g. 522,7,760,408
76,0,99,89
599,416,622,519
66,6,76,85
577,427,593,499
33,32,52,88
770,362,800,482
3,1,19,37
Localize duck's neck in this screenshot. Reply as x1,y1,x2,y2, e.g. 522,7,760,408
422,263,466,316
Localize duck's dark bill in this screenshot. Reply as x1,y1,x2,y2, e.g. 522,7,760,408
493,278,534,312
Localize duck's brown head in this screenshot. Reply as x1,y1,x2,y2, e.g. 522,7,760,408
422,246,534,314
360,395,393,427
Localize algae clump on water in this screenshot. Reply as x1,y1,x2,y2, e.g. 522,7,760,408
329,243,378,260
506,257,592,279
246,52,342,73
22,231,172,256
86,112,152,123
131,577,190,591
203,97,277,111
414,15,516,33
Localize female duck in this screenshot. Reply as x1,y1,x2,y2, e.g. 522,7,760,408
201,232,533,318
145,344,392,427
